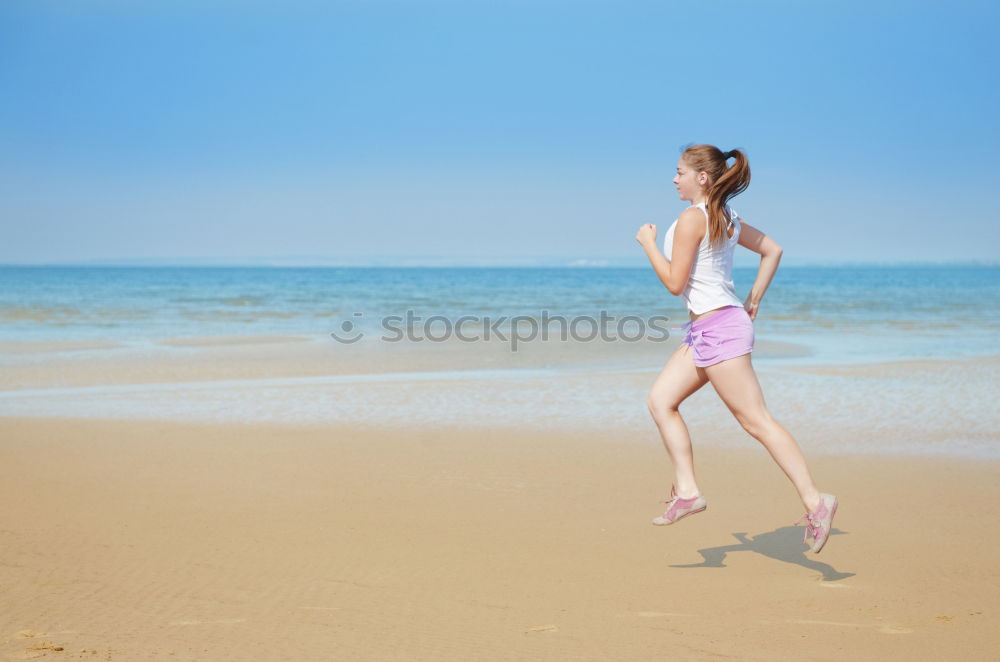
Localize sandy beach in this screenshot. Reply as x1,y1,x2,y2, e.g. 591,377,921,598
2,343,999,661
2,333,999,660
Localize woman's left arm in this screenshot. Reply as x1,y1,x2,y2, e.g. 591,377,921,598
636,210,703,295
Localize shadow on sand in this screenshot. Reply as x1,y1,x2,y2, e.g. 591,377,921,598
670,526,855,581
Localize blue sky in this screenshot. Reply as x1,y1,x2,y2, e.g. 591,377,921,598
1,0,998,266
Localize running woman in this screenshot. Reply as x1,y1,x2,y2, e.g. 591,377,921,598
635,144,838,553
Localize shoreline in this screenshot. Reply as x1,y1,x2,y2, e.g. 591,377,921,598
1,337,997,460
3,328,997,365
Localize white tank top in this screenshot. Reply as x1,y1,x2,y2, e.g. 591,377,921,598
661,201,744,315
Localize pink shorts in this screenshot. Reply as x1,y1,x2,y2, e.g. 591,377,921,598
680,305,754,367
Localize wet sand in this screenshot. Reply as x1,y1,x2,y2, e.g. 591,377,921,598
0,337,996,458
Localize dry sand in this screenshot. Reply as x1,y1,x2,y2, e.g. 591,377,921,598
2,416,998,661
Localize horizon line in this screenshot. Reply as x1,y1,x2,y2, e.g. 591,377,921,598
1,257,997,269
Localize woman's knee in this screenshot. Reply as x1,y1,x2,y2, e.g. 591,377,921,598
735,409,776,438
647,391,681,419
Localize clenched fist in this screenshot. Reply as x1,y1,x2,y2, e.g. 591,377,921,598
635,223,657,247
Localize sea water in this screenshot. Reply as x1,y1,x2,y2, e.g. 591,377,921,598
1,265,997,365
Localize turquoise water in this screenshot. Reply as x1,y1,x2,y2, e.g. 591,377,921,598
1,265,998,364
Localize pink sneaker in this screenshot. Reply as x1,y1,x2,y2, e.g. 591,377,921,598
795,493,838,553
652,486,707,526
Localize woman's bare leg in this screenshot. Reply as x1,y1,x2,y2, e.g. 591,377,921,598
703,353,822,512
647,342,710,498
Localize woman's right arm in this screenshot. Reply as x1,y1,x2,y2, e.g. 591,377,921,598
736,221,783,321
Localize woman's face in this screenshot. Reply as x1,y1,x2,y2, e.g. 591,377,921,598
672,158,707,202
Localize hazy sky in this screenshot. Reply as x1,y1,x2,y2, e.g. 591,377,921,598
2,0,998,266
